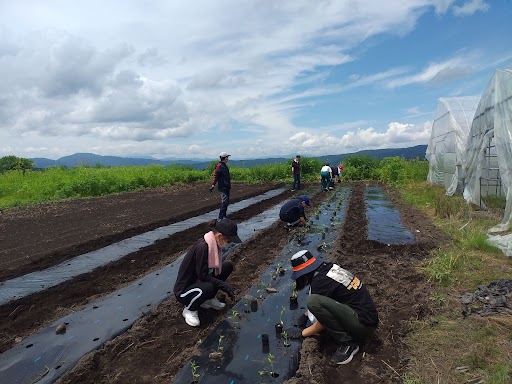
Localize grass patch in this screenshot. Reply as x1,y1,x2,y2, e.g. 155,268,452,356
400,182,512,384
405,307,512,384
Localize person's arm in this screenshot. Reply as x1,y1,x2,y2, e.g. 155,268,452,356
302,320,325,337
298,204,307,224
211,162,221,186
195,241,233,294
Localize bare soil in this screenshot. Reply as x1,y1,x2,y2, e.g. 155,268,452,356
0,181,449,383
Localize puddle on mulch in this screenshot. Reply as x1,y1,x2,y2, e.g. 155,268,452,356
172,187,351,383
0,191,297,384
365,185,415,245
0,189,285,306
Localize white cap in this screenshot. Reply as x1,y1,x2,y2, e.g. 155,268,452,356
219,152,230,158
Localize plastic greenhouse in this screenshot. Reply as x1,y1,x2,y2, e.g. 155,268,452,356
426,96,481,195
463,69,512,233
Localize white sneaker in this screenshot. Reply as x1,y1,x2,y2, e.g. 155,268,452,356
200,297,226,310
182,308,200,327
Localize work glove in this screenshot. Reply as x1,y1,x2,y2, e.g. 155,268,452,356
282,328,303,340
220,282,235,300
209,185,215,193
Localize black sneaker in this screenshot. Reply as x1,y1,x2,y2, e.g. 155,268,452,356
330,342,359,365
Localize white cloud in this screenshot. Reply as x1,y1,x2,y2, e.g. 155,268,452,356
0,1,508,160
452,0,489,16
285,120,431,156
384,56,474,88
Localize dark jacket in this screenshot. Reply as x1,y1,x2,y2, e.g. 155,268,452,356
279,198,306,222
173,239,227,295
292,159,300,175
311,262,379,328
211,161,231,192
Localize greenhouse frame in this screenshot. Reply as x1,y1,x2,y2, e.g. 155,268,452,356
463,69,512,233
426,96,480,195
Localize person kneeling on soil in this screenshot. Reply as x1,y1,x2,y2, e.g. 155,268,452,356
173,219,241,327
289,250,379,365
279,195,310,228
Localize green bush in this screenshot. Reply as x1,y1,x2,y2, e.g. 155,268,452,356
342,155,380,181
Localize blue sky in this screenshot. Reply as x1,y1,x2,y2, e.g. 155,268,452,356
0,0,511,160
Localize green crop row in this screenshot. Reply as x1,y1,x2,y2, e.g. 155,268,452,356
0,156,427,209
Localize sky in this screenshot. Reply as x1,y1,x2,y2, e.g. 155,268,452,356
1,0,511,160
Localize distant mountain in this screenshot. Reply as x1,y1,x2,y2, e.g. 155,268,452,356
315,145,428,166
30,145,427,170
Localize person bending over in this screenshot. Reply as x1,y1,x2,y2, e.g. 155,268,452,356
320,163,332,191
289,250,379,365
173,219,241,327
279,195,310,228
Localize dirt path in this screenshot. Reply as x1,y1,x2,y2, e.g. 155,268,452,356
0,182,448,383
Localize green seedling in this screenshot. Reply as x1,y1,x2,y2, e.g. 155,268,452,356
291,281,298,299
217,334,224,352
190,360,200,379
258,353,276,377
279,305,286,325
256,280,268,293
228,309,240,325
281,330,290,347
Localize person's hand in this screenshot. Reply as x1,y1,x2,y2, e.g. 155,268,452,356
209,185,215,193
220,282,235,300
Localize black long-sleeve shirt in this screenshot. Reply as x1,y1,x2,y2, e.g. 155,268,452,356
311,262,379,328
211,161,231,192
173,239,226,295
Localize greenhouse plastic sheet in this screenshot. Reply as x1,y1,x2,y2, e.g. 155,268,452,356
0,190,291,384
365,185,415,245
172,187,350,383
0,188,285,306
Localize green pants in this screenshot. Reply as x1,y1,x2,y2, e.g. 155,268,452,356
308,294,376,343
320,171,330,190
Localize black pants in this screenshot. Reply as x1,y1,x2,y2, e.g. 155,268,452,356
219,190,230,220
292,174,301,190
176,261,233,311
280,213,301,226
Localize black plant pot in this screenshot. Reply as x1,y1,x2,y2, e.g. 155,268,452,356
289,296,298,310
275,323,283,335
250,299,258,312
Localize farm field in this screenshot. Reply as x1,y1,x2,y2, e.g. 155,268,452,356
0,181,448,383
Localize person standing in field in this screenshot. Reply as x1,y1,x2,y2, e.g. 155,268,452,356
173,219,241,327
320,163,332,191
291,155,301,191
338,164,344,182
331,164,340,184
209,152,232,221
